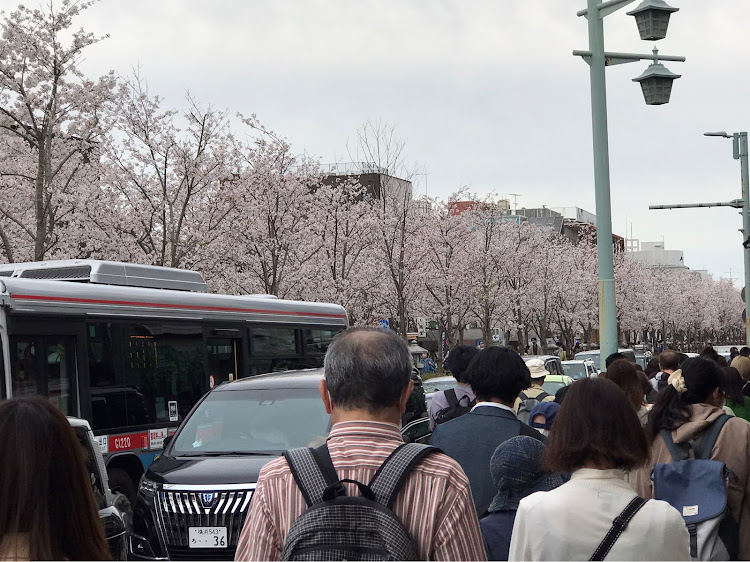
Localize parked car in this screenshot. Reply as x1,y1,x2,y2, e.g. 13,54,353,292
129,368,431,561
68,417,128,561
573,348,636,374
561,359,596,380
524,355,565,376
541,374,574,396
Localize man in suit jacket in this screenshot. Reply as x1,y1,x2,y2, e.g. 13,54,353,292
430,346,545,515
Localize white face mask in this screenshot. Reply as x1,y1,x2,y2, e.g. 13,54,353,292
533,427,549,438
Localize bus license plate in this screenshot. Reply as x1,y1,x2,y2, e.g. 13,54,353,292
189,527,227,548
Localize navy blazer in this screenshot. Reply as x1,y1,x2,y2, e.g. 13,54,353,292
429,405,544,515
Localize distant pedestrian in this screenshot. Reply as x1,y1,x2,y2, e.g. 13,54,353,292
480,437,565,561
0,397,111,561
528,401,560,437
699,345,720,364
429,345,479,430
604,359,651,426
508,377,689,561
514,359,555,423
604,352,625,370
633,357,750,560
644,357,660,379
740,346,750,358
731,355,750,398
526,338,541,355
723,366,750,422
431,346,544,516
730,346,740,363
235,328,487,561
554,385,570,405
653,350,679,392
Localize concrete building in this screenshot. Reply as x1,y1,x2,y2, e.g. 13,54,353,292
515,206,625,251
322,162,412,201
628,241,688,270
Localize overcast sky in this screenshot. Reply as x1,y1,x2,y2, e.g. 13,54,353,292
76,0,750,283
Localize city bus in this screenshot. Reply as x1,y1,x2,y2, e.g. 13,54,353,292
0,259,348,520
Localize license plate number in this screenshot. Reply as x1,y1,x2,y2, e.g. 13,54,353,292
189,527,227,548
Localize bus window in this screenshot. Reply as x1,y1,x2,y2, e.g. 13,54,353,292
303,328,341,367
252,326,297,355
10,337,76,415
122,323,205,424
11,340,38,398
45,339,74,415
249,326,305,376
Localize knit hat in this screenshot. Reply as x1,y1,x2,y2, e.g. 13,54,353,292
731,356,750,382
528,401,560,430
488,436,566,512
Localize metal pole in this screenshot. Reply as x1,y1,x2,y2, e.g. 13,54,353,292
739,132,750,347
587,0,618,360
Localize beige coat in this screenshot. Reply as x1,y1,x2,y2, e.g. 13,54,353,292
631,404,750,560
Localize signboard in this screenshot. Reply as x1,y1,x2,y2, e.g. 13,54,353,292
378,319,389,330
149,428,168,450
95,435,108,454
416,317,427,338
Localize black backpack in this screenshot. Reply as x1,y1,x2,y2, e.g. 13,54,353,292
281,442,438,560
434,388,475,426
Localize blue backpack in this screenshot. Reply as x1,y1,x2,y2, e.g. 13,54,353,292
652,414,739,560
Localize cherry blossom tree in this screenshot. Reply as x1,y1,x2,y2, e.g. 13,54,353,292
104,74,235,270
0,0,118,261
421,191,476,350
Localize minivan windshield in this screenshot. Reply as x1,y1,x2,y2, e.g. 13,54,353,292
562,363,587,380
172,387,330,455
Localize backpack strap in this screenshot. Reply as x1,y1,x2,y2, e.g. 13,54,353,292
444,388,459,407
694,414,731,460
519,391,529,401
590,497,648,561
659,428,690,462
367,443,439,509
536,391,550,401
283,443,342,507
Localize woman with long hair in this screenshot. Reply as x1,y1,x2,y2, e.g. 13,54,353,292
508,377,688,561
632,357,750,560
0,396,111,560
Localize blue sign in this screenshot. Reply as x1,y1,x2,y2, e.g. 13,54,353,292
378,319,389,330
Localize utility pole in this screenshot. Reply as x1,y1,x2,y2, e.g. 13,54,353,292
650,130,750,346
508,193,521,214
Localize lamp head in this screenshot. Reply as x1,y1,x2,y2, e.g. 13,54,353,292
704,131,732,138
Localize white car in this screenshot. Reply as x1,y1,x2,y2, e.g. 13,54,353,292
561,359,597,380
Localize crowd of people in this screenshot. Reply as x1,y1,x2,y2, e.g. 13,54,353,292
2,328,749,561
234,332,750,561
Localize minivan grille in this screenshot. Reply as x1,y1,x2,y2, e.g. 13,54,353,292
155,488,254,561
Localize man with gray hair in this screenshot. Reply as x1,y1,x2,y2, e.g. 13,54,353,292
235,328,487,561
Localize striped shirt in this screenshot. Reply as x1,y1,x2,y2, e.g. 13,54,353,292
234,420,487,561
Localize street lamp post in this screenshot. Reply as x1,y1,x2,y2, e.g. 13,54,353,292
574,0,684,359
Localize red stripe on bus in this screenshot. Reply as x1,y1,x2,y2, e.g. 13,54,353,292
9,294,348,319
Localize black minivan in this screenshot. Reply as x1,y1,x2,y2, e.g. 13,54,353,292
129,369,430,561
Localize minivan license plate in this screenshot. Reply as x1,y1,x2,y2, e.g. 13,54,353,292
189,527,227,548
